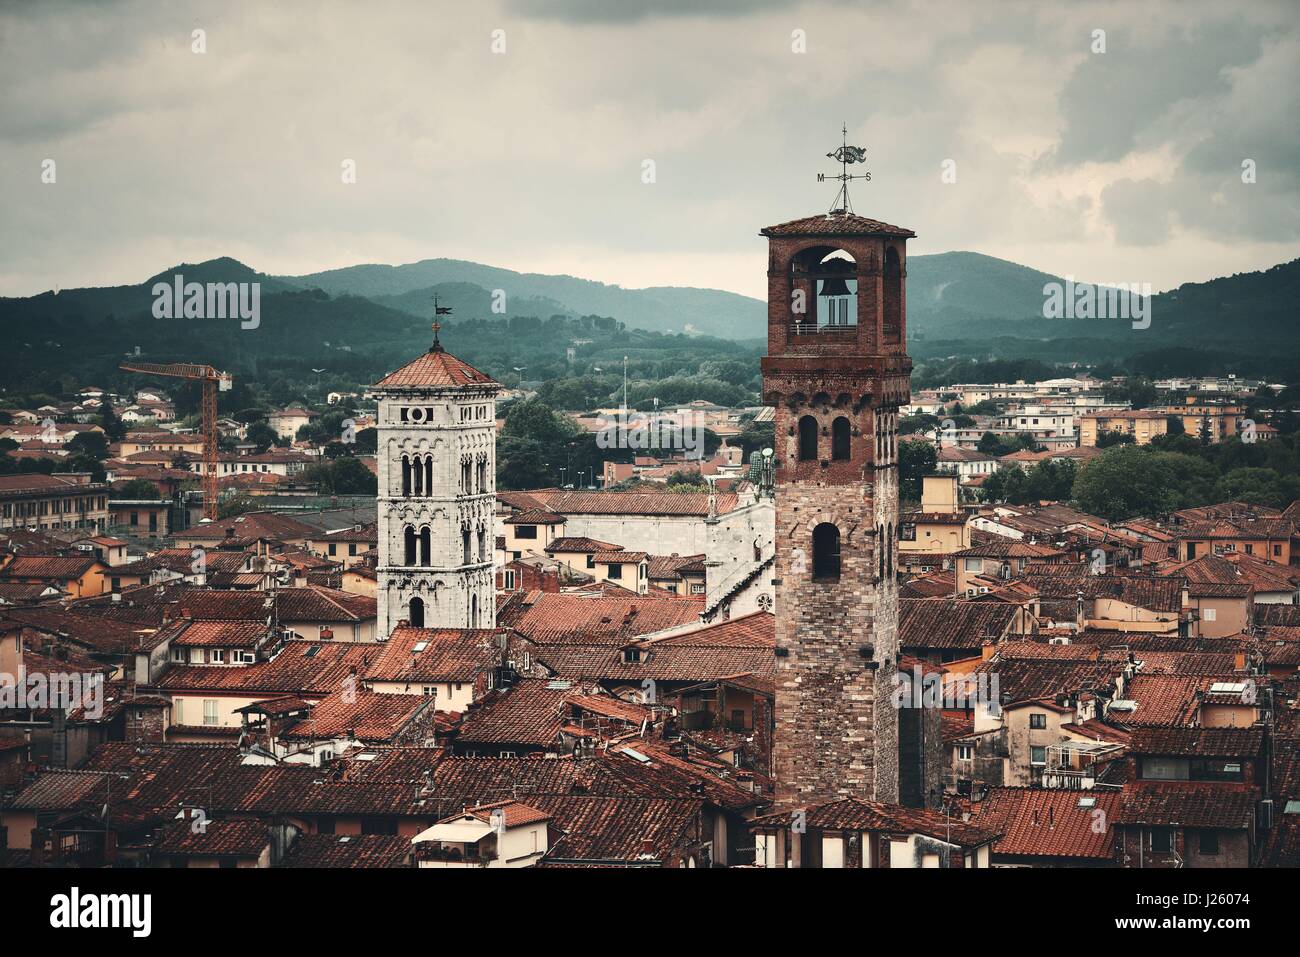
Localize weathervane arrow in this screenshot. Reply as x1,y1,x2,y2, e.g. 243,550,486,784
820,124,871,215
827,145,868,164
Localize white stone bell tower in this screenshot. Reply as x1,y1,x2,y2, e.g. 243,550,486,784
371,321,500,636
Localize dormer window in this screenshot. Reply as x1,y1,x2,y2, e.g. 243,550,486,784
622,647,644,664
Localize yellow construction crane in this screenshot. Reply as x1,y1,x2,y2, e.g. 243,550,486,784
120,361,233,521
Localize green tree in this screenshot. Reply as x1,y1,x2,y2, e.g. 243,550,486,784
899,440,938,502
304,457,377,495
1071,445,1216,521
1095,430,1135,449
246,421,278,452
65,430,110,460
116,478,162,499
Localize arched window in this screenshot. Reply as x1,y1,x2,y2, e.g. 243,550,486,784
477,526,487,562
412,456,423,496
877,523,885,580
462,528,472,565
401,455,411,497
424,456,433,495
798,415,819,461
470,594,478,628
831,416,851,461
812,523,841,581
408,596,424,629
419,526,431,566
403,525,416,566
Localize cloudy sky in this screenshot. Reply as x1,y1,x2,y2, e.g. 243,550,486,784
1,0,1297,300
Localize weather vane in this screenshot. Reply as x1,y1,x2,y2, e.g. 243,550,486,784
819,123,870,215
430,294,453,353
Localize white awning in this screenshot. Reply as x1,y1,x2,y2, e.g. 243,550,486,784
411,820,494,844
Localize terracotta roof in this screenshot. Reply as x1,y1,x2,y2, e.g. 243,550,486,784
1259,816,1300,867
364,626,500,683
544,537,622,554
899,598,1019,651
1115,782,1255,829
373,348,498,390
153,818,269,857
504,507,566,525
752,797,998,848
279,833,412,868
167,619,270,648
174,586,375,623
536,643,775,682
1128,725,1264,758
280,690,433,744
456,679,571,746
593,551,646,564
0,555,102,580
464,799,552,828
533,795,703,864
155,639,378,695
972,787,1122,861
1119,675,1224,727
972,657,1124,705
498,593,700,645
760,212,916,239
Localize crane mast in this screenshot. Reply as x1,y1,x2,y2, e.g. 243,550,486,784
119,361,233,522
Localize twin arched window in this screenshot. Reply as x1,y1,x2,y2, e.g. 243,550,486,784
799,414,853,462
403,525,432,566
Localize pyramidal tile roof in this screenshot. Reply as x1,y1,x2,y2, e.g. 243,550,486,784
373,346,498,390
760,211,916,239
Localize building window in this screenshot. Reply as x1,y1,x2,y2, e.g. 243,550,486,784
1203,607,1217,622
607,563,623,580
812,523,841,581
515,525,537,540
1150,828,1174,854
1198,830,1220,855
957,745,973,761
1029,713,1047,729
203,699,219,726
798,415,818,461
831,416,851,461
504,570,516,589
1030,746,1046,766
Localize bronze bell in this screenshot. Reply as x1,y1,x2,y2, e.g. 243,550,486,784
819,276,851,297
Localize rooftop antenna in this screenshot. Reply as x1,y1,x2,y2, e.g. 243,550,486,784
820,123,870,216
430,295,453,354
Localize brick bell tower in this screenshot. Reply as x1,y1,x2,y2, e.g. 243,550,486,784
761,184,914,806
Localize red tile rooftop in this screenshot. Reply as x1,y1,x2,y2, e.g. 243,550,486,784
373,348,498,390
